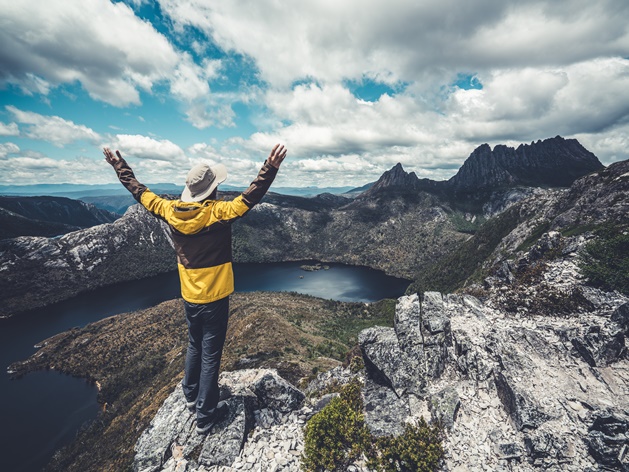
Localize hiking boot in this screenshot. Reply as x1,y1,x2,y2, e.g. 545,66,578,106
186,400,196,414
196,401,229,435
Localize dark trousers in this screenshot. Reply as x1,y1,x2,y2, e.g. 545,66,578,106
182,296,229,424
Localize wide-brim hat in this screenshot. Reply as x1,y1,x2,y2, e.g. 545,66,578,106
180,163,227,202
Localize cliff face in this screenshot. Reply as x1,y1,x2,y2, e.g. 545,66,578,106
447,136,603,192
0,205,175,316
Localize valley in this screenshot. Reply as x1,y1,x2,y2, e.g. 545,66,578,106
2,136,628,471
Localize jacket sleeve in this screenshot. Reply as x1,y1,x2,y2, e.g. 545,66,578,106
113,157,148,202
113,158,170,220
211,160,278,221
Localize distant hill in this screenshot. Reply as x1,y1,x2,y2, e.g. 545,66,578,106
0,196,120,239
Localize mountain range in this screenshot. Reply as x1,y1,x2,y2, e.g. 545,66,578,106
0,136,608,316
5,135,628,471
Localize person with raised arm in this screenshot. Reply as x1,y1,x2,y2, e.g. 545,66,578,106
105,144,287,434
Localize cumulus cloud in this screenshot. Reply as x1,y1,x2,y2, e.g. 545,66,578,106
151,0,629,185
0,122,19,136
0,151,109,184
107,134,187,163
0,142,20,159
6,106,102,147
158,0,629,87
0,0,180,106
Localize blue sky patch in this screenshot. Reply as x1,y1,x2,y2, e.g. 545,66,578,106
345,77,408,101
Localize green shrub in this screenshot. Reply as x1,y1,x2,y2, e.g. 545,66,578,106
367,419,444,472
579,227,629,296
302,379,444,472
302,378,370,471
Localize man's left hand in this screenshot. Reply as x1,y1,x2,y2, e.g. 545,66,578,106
103,147,123,166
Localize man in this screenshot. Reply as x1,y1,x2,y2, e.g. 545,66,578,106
104,144,287,434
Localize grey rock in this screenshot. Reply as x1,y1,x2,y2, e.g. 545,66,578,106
452,330,493,381
304,366,355,398
251,371,305,414
612,303,629,336
429,386,460,430
358,326,422,396
495,442,524,460
362,378,410,437
570,323,626,367
133,369,304,472
585,410,629,470
134,387,195,472
199,395,256,468
313,393,339,412
494,371,552,431
524,429,572,461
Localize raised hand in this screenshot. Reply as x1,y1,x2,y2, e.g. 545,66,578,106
103,147,123,166
267,144,287,169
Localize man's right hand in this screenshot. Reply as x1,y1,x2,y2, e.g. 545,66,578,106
268,144,287,169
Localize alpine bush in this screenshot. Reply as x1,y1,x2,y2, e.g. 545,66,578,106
301,379,444,472
579,227,629,296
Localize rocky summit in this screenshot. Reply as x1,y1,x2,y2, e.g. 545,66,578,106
133,225,628,470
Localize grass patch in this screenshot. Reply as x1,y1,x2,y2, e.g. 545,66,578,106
447,211,485,235
578,225,629,296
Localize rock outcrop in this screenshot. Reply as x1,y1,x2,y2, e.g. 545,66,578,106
133,369,309,472
357,285,628,470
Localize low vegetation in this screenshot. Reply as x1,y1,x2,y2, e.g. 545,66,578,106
407,207,522,294
302,379,444,472
579,225,629,296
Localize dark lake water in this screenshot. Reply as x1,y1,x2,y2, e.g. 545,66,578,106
0,261,408,472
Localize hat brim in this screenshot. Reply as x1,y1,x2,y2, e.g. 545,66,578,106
180,164,227,202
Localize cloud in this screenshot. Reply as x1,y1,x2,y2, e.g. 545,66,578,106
0,0,179,106
0,122,19,136
0,142,20,159
107,134,187,162
0,151,108,184
158,0,629,87
6,106,102,147
151,0,629,186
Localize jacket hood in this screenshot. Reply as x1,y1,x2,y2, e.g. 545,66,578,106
168,200,215,234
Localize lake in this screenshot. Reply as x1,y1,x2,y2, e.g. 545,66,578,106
0,261,409,472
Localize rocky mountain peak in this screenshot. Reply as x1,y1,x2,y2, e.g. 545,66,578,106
362,162,422,196
448,136,604,192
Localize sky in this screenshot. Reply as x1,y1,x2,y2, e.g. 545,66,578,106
1,0,628,189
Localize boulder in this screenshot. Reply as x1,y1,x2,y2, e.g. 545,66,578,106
362,378,410,437
570,323,626,367
429,386,460,429
358,326,423,396
612,303,629,336
494,371,552,431
585,410,629,470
